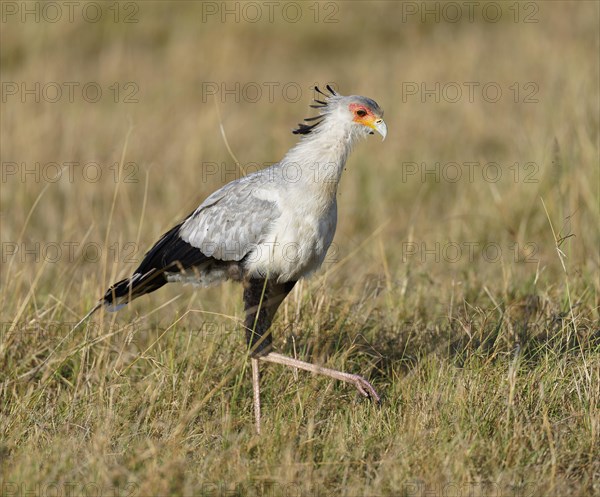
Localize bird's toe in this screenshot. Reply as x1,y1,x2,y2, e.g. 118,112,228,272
351,374,381,404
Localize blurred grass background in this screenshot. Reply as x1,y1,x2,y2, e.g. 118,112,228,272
1,1,598,496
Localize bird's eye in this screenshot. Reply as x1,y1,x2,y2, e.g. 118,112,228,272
356,109,367,117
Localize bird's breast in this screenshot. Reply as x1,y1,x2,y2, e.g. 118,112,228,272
243,200,337,282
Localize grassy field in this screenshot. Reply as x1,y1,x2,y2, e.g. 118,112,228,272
1,1,599,496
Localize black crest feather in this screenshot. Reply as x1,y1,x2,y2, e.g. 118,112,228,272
314,86,328,97
292,121,323,135
292,85,337,135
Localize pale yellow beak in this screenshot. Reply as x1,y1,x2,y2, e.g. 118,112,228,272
372,119,387,141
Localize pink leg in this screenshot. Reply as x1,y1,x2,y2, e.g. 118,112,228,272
251,358,262,434
258,352,380,403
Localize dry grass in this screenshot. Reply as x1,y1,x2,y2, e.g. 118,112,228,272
1,2,599,496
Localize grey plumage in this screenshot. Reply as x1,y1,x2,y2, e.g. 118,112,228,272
93,87,387,433
179,170,280,262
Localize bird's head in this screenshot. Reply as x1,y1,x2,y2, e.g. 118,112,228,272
347,97,387,140
293,86,387,141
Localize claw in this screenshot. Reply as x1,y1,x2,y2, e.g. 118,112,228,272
351,374,381,403
259,352,382,411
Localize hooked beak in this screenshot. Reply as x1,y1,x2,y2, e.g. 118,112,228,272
367,118,387,141
373,119,387,141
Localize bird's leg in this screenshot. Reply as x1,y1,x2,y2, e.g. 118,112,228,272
243,279,297,434
251,357,261,434
258,352,380,403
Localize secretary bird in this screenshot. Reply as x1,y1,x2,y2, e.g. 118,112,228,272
92,85,386,433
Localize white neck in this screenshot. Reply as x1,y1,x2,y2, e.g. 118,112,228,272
280,116,366,189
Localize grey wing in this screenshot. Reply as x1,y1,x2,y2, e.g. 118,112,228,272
178,179,280,261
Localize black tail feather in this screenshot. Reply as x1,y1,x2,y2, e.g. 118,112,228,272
102,222,209,309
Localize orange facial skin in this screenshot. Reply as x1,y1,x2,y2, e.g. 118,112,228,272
349,102,380,129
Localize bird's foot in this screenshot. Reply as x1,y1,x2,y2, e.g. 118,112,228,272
349,374,381,404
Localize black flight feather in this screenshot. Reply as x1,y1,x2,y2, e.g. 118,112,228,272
103,221,210,307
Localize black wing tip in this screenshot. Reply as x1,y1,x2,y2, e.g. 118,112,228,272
102,221,209,307
101,277,131,309
102,275,146,306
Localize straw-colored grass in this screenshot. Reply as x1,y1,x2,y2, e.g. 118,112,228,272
1,2,598,496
